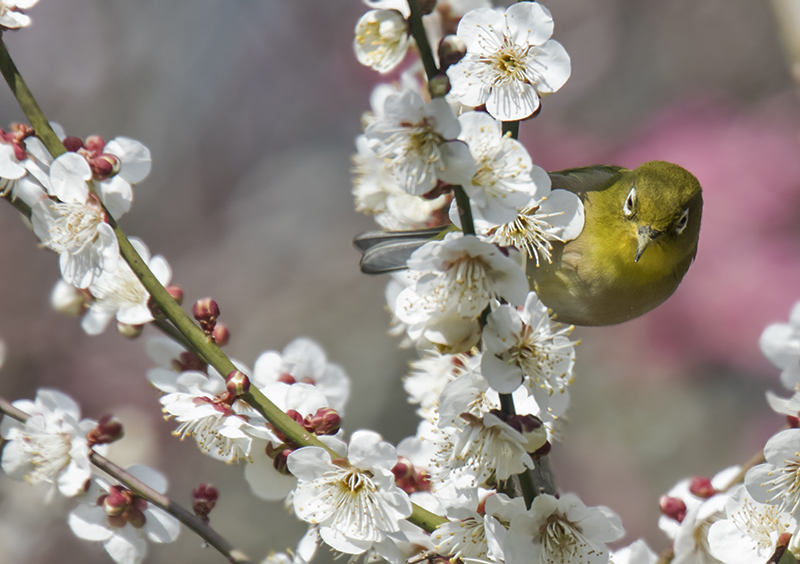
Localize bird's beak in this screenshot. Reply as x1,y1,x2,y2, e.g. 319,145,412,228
634,225,662,263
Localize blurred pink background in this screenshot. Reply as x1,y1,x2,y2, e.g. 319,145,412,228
1,0,798,561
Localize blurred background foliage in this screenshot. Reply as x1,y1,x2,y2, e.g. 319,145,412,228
0,0,799,561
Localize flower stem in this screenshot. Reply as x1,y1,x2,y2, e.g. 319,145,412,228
406,0,438,83
0,397,252,564
0,37,447,533
0,35,65,159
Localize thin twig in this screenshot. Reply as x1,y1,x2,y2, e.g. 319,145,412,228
406,0,438,82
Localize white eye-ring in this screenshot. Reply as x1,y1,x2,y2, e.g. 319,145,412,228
675,208,689,235
623,187,636,217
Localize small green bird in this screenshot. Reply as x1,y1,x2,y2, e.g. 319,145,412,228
355,161,703,327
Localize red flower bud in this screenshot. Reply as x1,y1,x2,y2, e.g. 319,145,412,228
689,477,716,499
659,495,687,522
273,448,293,475
62,136,85,152
306,407,341,436
87,415,125,446
84,135,105,153
193,298,220,334
225,370,250,396
165,285,184,305
192,483,218,522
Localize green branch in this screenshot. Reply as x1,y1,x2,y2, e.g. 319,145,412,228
0,36,447,533
406,0,439,83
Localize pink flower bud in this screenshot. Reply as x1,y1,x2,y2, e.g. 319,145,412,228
166,285,184,305
87,415,125,446
117,322,143,339
789,416,799,428
192,483,218,522
689,477,716,499
84,135,105,153
659,495,687,522
212,323,230,346
62,136,85,152
307,407,341,436
225,370,250,396
392,457,414,481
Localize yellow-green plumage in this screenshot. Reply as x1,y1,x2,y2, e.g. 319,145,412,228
529,161,703,326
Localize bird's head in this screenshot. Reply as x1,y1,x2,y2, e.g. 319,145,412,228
617,161,703,264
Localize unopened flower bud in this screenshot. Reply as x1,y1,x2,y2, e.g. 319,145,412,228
689,477,716,499
307,407,341,436
273,448,293,475
212,323,230,346
225,370,250,396
193,298,220,334
392,457,414,481
166,285,184,305
438,35,466,71
428,74,451,98
87,414,125,446
84,135,105,153
659,495,687,522
92,154,121,179
192,483,218,522
117,322,143,339
789,415,799,428
103,487,129,517
62,136,85,152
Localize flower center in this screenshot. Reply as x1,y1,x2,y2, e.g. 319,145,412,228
22,431,72,485
47,202,105,254
487,41,530,86
765,458,800,514
539,514,591,562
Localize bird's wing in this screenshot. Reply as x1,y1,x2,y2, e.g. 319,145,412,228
548,165,627,201
353,227,448,251
355,225,453,274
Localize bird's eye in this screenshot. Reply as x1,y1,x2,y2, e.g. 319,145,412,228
675,208,689,235
623,187,636,217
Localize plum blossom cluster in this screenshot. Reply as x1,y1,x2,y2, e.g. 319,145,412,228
0,378,177,564
0,120,166,337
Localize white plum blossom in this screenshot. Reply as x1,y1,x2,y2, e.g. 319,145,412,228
457,110,550,225
759,300,800,392
611,540,658,564
447,2,571,121
31,152,120,288
354,9,410,73
244,382,333,501
431,371,541,490
707,484,795,564
672,494,729,564
160,367,274,463
505,493,624,564
365,89,476,196
82,237,171,335
432,492,526,562
352,134,449,231
68,465,180,564
482,292,576,403
0,389,97,499
0,0,39,29
403,351,472,422
288,430,412,560
745,429,800,521
252,337,350,415
394,232,528,353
